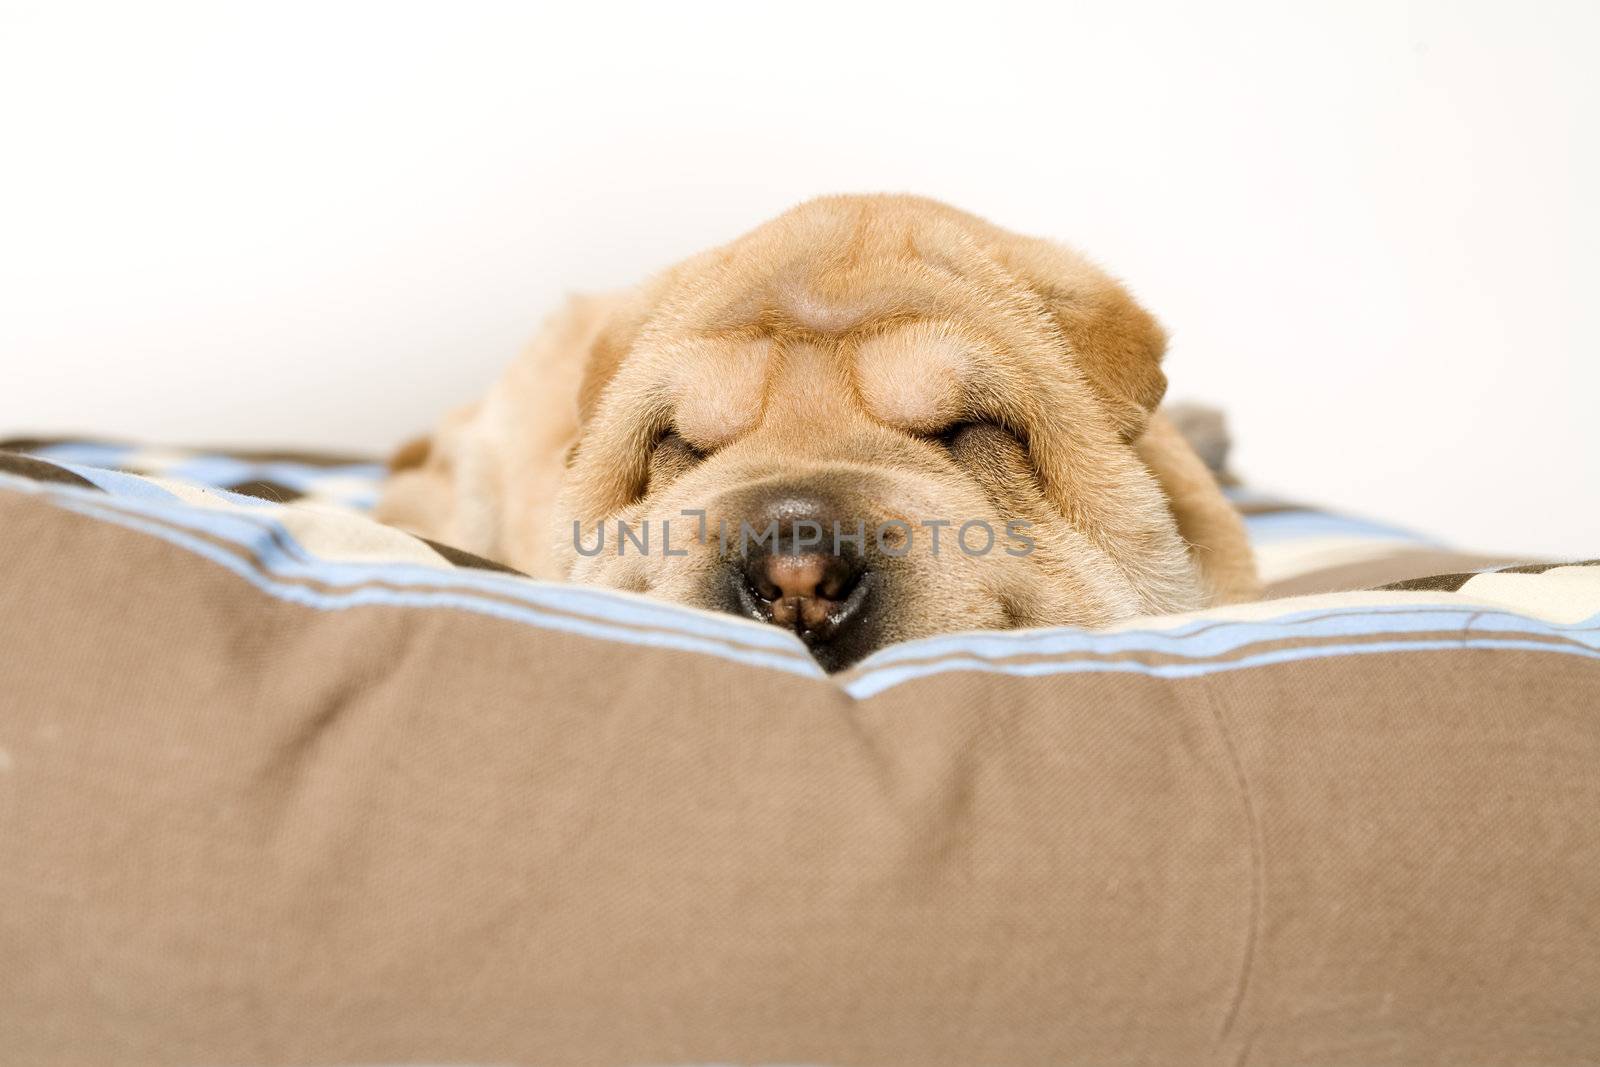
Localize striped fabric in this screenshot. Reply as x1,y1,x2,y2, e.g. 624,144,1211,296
1,440,1592,692
0,438,1583,692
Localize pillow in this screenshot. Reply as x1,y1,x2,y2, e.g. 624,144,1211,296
2,441,1597,1066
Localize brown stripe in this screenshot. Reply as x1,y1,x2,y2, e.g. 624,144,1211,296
419,536,528,576
0,436,70,454
1231,496,1310,516
1384,557,1599,592
224,479,305,504
0,451,102,490
1495,558,1600,575
200,444,376,467
1263,548,1522,598
1381,570,1480,592
0,436,374,468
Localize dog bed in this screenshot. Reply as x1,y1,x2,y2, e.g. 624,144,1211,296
2,438,1597,1066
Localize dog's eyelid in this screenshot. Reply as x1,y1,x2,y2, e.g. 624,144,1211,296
931,417,992,439
655,426,711,460
930,418,1028,449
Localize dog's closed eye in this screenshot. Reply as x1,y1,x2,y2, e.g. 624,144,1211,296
642,429,708,496
933,419,1027,453
654,429,708,462
930,419,1044,517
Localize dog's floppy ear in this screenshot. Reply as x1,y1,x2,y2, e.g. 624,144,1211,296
575,299,650,427
995,235,1168,439
387,433,434,473
979,228,1253,611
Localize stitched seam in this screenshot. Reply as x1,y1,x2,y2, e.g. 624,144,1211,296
1200,680,1264,1067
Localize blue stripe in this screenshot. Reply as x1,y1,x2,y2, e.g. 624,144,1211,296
27,442,139,468
163,456,386,494
845,637,1600,699
20,443,384,502
852,600,1600,670
1242,509,1432,545
53,462,181,503
49,496,824,680
338,490,380,510
11,474,810,656
1223,486,1286,505
110,493,806,652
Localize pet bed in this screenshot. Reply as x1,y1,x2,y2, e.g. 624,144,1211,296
2,438,1597,1066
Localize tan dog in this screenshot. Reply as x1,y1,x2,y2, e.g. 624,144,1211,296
379,195,1258,670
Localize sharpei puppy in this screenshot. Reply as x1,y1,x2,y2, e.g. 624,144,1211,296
378,195,1258,670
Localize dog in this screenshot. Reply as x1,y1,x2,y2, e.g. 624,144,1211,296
378,195,1258,670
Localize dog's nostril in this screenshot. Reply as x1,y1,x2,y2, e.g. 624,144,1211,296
759,553,851,604
739,549,867,640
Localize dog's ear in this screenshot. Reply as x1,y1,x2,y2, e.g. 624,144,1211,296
575,292,654,427
994,236,1168,439
576,315,639,426
387,433,434,473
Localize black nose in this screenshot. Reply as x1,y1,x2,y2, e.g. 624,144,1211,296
721,501,877,671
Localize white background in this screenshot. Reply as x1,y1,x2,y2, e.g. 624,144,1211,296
2,1,1595,556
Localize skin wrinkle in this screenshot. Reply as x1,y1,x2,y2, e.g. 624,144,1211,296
855,322,970,434
377,195,1260,669
670,336,771,449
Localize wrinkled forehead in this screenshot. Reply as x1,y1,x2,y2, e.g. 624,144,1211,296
644,219,1022,446
660,321,976,447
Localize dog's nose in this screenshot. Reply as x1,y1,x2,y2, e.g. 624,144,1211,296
727,532,875,670
714,489,884,670
746,551,859,633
